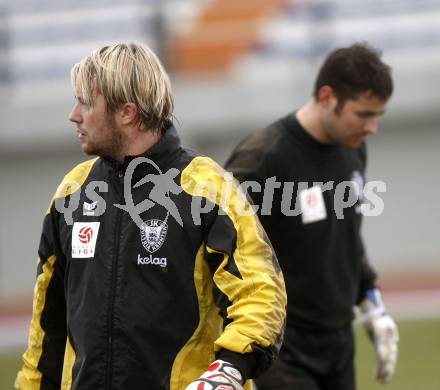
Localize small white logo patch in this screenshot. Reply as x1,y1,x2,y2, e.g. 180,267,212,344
83,201,98,216
72,222,100,258
140,219,168,253
300,185,327,224
351,170,364,214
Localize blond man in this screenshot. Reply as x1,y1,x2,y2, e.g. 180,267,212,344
16,43,286,390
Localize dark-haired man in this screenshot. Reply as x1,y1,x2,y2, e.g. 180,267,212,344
225,43,399,390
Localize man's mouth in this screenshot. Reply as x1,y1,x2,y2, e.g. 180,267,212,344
77,129,87,139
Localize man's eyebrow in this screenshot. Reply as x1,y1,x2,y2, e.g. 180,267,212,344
357,110,386,117
74,95,87,103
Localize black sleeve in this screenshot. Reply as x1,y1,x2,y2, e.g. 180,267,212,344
356,238,378,304
355,141,378,304
224,129,283,228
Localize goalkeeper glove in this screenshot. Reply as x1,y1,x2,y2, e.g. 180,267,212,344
186,360,244,390
359,288,399,383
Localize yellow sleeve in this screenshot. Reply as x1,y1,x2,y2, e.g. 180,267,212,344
16,159,96,389
181,156,286,374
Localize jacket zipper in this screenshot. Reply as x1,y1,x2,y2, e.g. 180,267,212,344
105,170,124,389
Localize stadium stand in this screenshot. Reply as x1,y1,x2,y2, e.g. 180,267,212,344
1,0,440,83
0,0,208,82
169,0,289,73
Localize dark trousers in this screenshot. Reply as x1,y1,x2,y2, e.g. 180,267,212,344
256,325,355,390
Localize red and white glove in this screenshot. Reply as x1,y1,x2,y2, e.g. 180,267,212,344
185,360,244,390
359,288,399,383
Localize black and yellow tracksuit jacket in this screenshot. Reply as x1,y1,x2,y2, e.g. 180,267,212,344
16,123,286,390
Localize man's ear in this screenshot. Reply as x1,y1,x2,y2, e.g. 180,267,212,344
317,86,337,110
118,103,138,126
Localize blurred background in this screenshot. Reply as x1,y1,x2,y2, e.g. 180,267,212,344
0,0,439,388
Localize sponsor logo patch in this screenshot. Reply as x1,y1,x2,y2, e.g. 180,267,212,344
72,222,100,258
351,170,364,214
83,201,98,216
137,254,167,268
300,185,327,224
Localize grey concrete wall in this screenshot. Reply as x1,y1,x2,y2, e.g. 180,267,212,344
0,152,84,302
0,124,439,304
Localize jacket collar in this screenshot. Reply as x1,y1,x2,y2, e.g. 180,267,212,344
103,120,182,178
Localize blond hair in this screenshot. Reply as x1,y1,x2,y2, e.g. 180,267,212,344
71,42,174,131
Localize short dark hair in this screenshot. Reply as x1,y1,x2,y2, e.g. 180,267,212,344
313,42,393,106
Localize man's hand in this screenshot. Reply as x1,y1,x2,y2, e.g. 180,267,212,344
359,288,399,383
186,360,244,390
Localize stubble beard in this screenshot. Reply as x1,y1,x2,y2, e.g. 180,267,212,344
323,110,358,149
82,117,124,160
321,112,338,145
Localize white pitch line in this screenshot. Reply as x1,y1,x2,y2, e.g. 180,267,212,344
1,289,439,350
383,288,440,320
0,315,30,351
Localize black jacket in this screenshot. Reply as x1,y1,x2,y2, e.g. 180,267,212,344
16,123,286,390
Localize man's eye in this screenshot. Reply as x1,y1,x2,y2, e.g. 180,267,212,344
358,113,372,119
75,96,86,105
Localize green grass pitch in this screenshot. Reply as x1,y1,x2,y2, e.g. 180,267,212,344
1,318,439,389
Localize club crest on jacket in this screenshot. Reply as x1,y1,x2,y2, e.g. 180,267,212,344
140,219,168,253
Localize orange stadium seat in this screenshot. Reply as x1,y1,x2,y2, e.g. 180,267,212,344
169,0,289,73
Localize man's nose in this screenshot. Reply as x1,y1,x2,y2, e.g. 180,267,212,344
364,118,378,135
69,103,81,123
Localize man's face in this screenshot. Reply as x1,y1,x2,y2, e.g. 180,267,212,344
322,92,388,149
69,90,123,159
